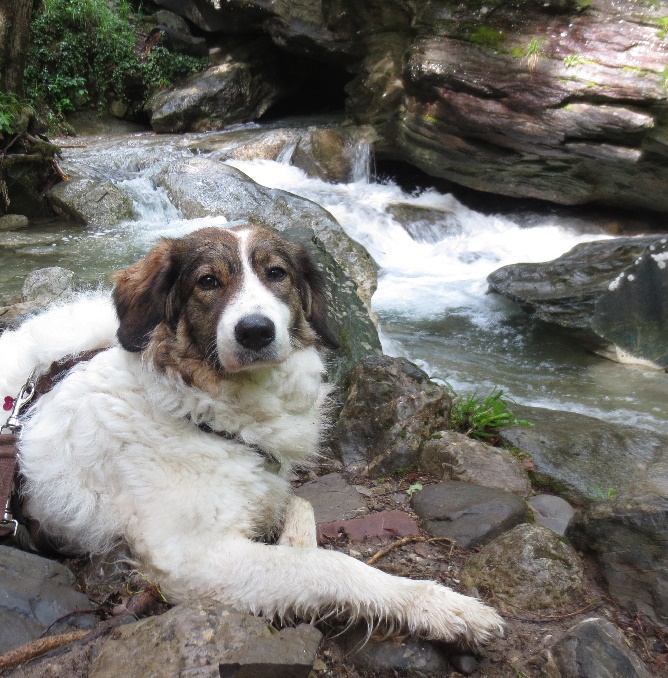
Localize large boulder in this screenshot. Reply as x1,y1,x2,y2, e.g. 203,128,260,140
460,524,584,611
154,157,381,381
46,169,134,227
330,355,451,477
487,236,668,367
147,39,293,133
500,404,668,505
567,495,668,630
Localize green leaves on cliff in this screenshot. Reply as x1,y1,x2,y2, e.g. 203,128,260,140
24,0,208,119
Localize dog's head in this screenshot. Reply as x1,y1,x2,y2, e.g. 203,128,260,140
113,225,338,383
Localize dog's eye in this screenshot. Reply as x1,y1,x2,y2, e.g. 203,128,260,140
266,267,287,282
197,275,220,290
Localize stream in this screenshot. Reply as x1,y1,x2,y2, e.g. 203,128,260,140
1,123,666,435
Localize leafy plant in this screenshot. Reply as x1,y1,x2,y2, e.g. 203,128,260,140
0,93,25,135
524,38,545,71
448,387,533,440
590,486,617,501
563,54,584,68
141,47,209,92
405,482,423,497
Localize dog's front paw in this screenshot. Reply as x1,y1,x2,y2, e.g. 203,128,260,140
406,581,504,645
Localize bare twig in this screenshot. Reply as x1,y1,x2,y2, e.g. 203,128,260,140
0,630,89,672
367,536,455,566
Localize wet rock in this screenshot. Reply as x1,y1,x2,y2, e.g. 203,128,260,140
90,599,322,678
387,203,462,244
487,236,667,367
148,25,208,57
46,170,134,227
154,157,381,382
290,127,374,184
461,524,584,612
294,473,366,524
526,617,653,678
336,624,452,675
22,266,74,304
567,495,668,630
147,39,292,133
154,156,378,313
0,214,29,231
330,356,451,477
529,495,576,536
317,509,420,545
411,480,530,549
500,404,668,505
420,430,531,496
190,128,301,162
0,546,95,653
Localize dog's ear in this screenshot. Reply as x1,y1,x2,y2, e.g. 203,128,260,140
294,245,340,351
112,240,180,352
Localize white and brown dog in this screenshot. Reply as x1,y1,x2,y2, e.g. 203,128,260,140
0,225,503,643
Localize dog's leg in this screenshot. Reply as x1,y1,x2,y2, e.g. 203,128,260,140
153,536,503,645
278,496,317,548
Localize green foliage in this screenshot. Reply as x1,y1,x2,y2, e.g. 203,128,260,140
141,47,209,91
24,0,208,119
590,485,617,501
563,54,584,68
448,386,533,440
654,16,668,39
469,26,505,50
0,93,25,135
405,482,423,497
524,38,545,71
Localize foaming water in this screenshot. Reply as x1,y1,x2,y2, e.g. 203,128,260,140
0,130,665,434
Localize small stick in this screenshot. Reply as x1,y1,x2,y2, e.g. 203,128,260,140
367,536,455,566
52,159,69,181
502,601,602,623
0,630,89,671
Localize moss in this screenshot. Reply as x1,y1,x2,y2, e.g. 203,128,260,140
469,26,505,50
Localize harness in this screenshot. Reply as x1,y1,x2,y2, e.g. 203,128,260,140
1,350,282,551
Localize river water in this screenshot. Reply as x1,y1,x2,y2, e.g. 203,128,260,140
1,125,666,434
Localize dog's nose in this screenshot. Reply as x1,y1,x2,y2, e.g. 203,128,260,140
235,314,276,350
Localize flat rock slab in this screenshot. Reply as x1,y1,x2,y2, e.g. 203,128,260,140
0,546,95,653
294,473,367,524
411,481,530,548
90,599,322,678
317,509,420,545
420,430,531,496
529,494,576,536
526,617,653,678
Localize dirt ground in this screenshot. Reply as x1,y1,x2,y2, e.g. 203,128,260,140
4,468,666,677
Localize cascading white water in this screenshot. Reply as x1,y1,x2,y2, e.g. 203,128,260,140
1,128,665,434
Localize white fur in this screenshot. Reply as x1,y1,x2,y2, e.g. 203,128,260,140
0,287,504,645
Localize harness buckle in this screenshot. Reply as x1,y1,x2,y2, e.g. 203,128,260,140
1,500,18,537
1,372,36,437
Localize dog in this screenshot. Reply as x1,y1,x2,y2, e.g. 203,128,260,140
0,224,503,644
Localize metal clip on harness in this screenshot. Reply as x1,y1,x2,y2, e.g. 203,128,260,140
1,373,36,537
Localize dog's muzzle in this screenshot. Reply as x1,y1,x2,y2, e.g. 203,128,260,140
234,314,276,351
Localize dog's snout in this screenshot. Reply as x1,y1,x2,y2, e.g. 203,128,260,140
235,314,276,350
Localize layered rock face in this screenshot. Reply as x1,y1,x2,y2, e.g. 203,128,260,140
152,0,668,213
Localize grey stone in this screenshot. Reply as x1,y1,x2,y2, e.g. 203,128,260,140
337,624,452,675
487,236,668,366
528,617,653,678
0,546,95,653
331,356,451,477
529,494,576,536
411,480,530,548
0,214,29,231
89,599,322,678
154,157,381,383
294,473,366,524
420,430,531,496
567,495,668,630
449,653,479,675
387,203,462,243
461,524,584,611
500,404,668,504
46,170,134,227
22,267,74,304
